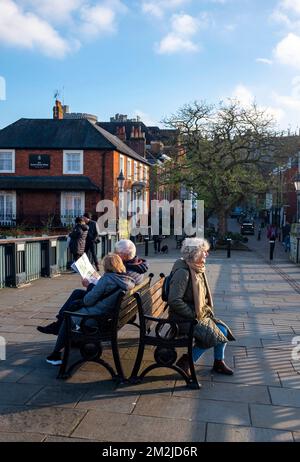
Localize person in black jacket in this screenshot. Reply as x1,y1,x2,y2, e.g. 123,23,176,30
83,212,100,271
69,217,89,262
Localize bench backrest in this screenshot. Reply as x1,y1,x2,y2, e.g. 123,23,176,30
117,276,153,329
135,277,168,331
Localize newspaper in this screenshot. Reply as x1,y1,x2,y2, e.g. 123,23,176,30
71,253,101,285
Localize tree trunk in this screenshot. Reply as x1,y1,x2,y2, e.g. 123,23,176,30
217,210,228,236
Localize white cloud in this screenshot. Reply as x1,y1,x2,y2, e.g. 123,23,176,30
274,33,300,69
80,4,116,38
171,13,199,36
256,58,273,65
156,13,200,54
157,34,199,54
230,84,285,125
0,0,127,58
0,0,72,57
279,0,300,15
142,0,190,18
232,84,255,107
20,0,83,24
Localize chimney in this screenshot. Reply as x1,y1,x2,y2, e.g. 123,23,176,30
116,126,126,141
53,99,64,119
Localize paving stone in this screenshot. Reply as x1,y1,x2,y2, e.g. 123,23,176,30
133,395,251,426
173,381,270,404
250,404,300,431
0,383,43,405
206,423,294,442
269,387,300,407
0,405,86,436
26,384,89,408
0,366,35,383
0,432,45,442
72,410,206,442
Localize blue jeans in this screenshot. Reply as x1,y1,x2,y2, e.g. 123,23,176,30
192,323,227,363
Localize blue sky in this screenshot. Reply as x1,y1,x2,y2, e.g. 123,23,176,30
1,0,300,131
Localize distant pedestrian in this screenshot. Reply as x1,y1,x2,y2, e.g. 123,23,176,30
83,212,100,271
69,217,89,262
153,235,163,254
267,224,277,240
284,233,291,252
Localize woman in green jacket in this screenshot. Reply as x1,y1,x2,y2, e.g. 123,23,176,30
168,237,235,378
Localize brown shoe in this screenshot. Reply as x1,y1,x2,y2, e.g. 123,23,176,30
176,354,191,376
212,359,233,375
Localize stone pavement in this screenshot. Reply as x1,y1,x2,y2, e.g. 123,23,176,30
0,236,300,442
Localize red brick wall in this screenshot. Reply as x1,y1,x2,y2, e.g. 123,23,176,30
17,191,59,224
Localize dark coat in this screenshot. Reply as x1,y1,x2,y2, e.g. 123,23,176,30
86,220,100,243
124,256,149,285
69,223,89,256
73,272,136,320
168,258,235,348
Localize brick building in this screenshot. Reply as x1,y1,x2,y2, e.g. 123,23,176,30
0,117,150,227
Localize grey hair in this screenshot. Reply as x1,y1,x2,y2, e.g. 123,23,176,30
115,239,136,259
181,237,210,262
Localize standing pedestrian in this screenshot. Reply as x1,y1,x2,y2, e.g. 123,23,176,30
153,235,163,254
83,212,100,271
69,217,89,262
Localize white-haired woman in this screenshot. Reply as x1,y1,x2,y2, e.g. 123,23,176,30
168,237,235,379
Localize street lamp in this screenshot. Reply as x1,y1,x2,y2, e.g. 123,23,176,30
117,170,125,192
294,174,300,223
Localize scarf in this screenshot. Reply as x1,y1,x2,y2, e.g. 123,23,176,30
186,261,213,321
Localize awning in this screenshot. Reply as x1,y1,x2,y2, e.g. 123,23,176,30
0,176,101,192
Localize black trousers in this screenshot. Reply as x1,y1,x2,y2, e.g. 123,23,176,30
85,241,99,268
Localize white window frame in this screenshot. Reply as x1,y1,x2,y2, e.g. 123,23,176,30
63,150,83,174
0,149,15,173
127,158,132,179
119,154,125,175
139,163,143,181
60,192,85,225
134,161,138,181
0,190,16,224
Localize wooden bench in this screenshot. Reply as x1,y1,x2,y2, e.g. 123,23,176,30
57,275,153,382
130,275,200,389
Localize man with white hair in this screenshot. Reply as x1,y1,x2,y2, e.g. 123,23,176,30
37,239,149,335
115,239,149,285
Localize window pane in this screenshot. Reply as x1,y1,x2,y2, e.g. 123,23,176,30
66,153,81,172
0,152,12,171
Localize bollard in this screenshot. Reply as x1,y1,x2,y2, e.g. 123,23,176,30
144,237,149,257
297,237,300,264
227,238,232,258
257,230,261,241
269,240,275,261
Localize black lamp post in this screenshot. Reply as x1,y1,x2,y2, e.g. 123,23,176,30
294,174,300,223
117,170,125,192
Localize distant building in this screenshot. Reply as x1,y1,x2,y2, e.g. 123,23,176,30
0,113,150,228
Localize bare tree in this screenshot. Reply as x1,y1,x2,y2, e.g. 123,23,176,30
161,100,297,235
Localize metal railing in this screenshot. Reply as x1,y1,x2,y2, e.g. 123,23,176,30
0,233,118,288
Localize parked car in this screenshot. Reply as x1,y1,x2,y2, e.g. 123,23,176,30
241,220,255,235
